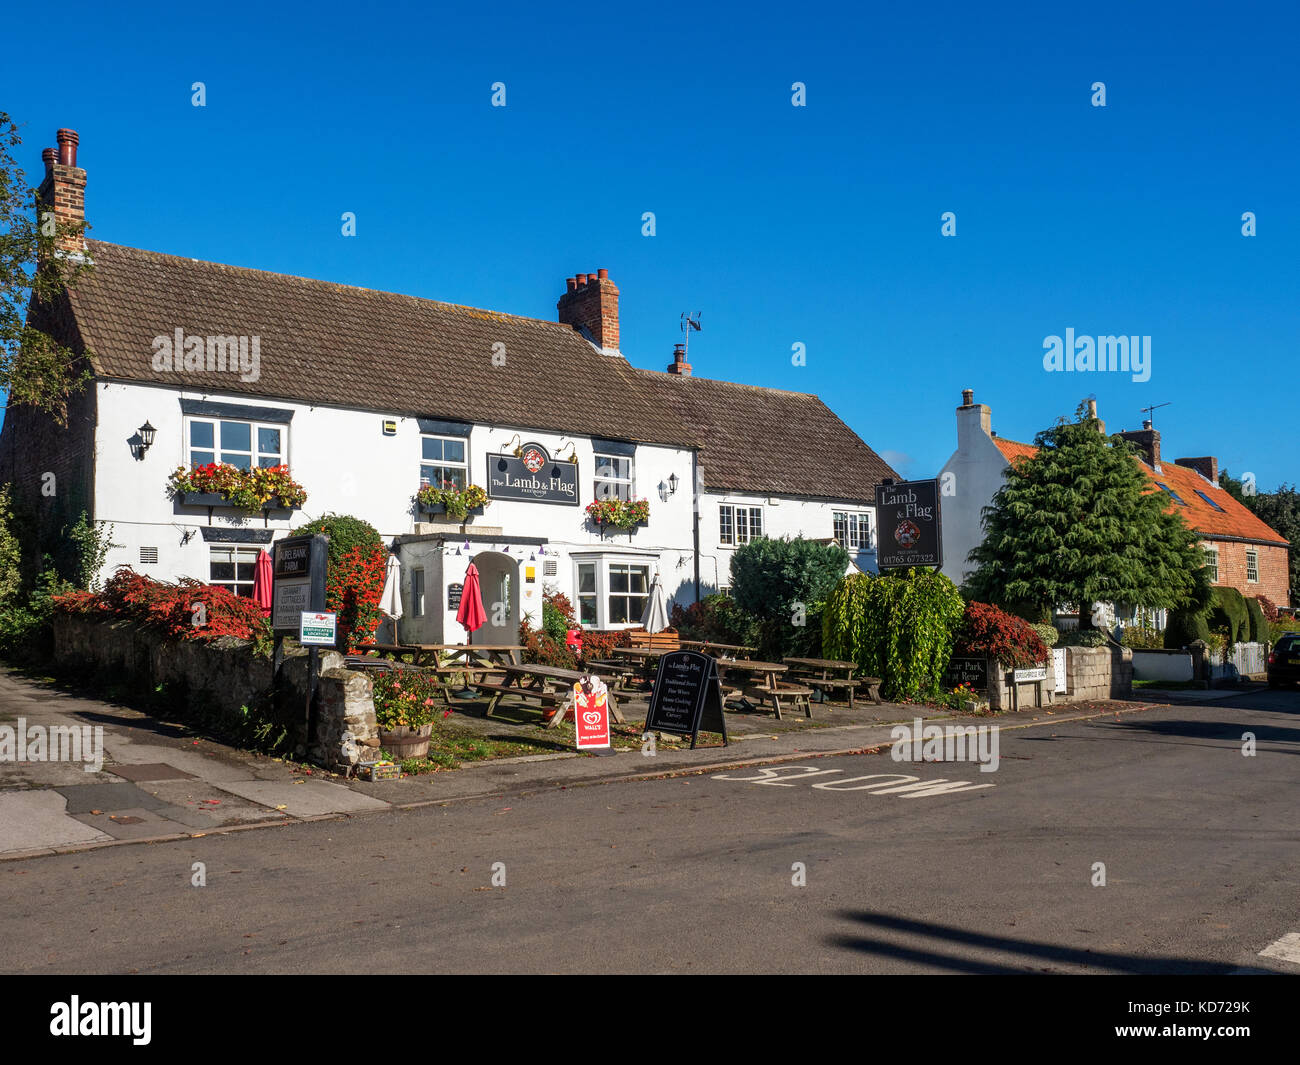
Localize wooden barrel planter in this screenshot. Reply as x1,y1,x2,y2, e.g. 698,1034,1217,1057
379,724,433,759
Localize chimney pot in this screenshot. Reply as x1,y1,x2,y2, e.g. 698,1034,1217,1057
566,277,577,293
961,388,974,406
1142,419,1152,430
597,268,608,280
576,273,588,285
56,128,79,167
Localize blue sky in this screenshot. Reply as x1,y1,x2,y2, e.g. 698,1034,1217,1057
5,0,1298,489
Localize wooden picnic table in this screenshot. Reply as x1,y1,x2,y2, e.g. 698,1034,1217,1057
783,657,882,708
679,640,756,658
355,642,440,666
713,659,813,720
419,643,523,667
480,663,626,729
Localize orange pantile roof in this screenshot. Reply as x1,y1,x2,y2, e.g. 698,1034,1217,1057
991,436,1288,546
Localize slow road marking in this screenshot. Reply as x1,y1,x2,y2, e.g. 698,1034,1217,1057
712,764,995,798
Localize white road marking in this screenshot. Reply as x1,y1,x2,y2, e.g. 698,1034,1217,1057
711,764,995,799
1259,932,1300,965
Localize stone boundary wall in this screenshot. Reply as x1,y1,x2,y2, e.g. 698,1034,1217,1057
1064,644,1133,701
52,615,378,766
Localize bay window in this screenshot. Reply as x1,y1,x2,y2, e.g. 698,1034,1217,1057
572,556,654,628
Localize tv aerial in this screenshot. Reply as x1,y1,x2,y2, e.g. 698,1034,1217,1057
1140,401,1171,427
680,311,701,356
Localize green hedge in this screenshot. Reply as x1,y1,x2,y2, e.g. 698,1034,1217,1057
1164,607,1211,649
1207,586,1249,645
1244,597,1269,643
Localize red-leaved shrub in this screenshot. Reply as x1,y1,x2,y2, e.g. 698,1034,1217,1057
951,601,1048,669
1257,595,1279,623
54,567,271,642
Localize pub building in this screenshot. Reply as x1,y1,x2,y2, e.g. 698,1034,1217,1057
1,130,901,641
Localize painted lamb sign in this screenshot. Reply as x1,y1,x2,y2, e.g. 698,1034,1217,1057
875,478,942,569
486,442,579,505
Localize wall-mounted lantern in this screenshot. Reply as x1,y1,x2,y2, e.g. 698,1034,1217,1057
658,473,680,502
130,421,156,461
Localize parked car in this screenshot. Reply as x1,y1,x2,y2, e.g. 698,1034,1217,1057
1266,634,1300,688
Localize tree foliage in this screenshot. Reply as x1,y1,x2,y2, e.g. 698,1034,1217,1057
730,535,849,659
964,404,1210,626
822,569,965,699
0,112,93,423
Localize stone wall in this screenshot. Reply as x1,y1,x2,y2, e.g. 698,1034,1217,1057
1064,644,1133,701
52,615,378,766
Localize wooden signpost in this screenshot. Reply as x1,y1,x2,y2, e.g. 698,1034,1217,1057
644,650,728,749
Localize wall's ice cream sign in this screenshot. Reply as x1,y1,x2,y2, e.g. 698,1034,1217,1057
487,442,579,505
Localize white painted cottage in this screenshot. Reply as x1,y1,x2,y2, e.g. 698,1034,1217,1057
2,129,900,641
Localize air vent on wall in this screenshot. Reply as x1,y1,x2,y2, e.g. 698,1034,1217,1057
140,546,159,564
543,560,557,576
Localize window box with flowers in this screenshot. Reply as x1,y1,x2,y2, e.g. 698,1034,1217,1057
415,483,489,521
585,497,650,532
168,463,308,513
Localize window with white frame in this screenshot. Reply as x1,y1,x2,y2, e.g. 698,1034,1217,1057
209,546,259,596
833,511,875,550
719,505,762,546
573,558,653,627
594,453,634,501
1246,549,1259,582
188,418,283,469
1203,545,1219,583
420,435,467,490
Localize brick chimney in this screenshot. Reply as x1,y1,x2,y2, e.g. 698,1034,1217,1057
666,342,692,376
37,129,87,257
956,388,991,450
557,268,619,353
1175,456,1218,486
1119,420,1161,471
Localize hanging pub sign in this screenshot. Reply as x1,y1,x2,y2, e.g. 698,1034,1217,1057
644,651,729,749
271,534,329,637
486,441,579,506
875,478,943,569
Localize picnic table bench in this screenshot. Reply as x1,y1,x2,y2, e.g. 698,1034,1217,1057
714,659,812,719
679,639,756,659
783,657,883,708
480,663,626,729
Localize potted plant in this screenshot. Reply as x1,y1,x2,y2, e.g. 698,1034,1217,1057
371,671,442,759
168,463,308,512
585,497,650,531
415,483,489,521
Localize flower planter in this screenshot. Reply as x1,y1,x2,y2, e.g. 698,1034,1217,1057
176,492,294,512
419,504,485,522
378,724,432,760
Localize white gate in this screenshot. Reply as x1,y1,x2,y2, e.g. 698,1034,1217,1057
1052,648,1067,693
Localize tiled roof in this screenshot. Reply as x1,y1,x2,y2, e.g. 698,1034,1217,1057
638,370,899,502
69,241,698,447
992,437,1038,465
63,241,896,501
993,435,1287,545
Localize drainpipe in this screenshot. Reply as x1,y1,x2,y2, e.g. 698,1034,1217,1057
692,450,701,602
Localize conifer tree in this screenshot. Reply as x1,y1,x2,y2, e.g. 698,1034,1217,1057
964,403,1210,627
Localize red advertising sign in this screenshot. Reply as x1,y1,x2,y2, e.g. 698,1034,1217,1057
572,677,611,750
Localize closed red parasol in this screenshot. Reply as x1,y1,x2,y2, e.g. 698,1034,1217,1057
252,549,273,618
456,562,487,637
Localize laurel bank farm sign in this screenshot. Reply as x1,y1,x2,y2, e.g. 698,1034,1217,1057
486,442,579,505
875,479,942,569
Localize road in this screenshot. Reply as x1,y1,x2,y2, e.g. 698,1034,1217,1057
3,689,1298,974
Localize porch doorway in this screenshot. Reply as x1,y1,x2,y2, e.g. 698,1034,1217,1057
470,551,520,645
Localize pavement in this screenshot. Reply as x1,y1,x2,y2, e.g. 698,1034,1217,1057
0,665,1272,861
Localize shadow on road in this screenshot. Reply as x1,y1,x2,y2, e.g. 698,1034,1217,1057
828,910,1241,974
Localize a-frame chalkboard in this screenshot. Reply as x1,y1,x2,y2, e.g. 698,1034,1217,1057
644,650,729,749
